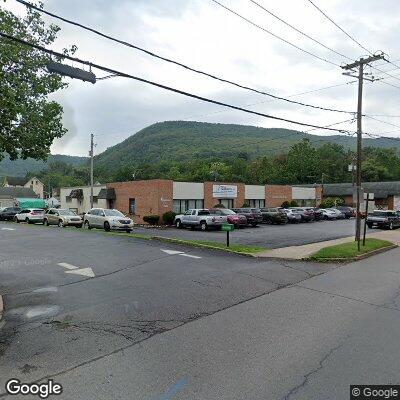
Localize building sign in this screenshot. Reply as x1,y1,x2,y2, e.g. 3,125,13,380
213,184,237,198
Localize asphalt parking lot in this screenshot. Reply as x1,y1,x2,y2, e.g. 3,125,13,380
134,218,356,248
0,221,333,396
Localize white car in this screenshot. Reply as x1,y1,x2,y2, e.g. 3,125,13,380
83,208,133,232
14,208,45,224
319,208,337,220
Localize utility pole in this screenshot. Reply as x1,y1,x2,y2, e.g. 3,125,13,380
342,53,385,250
90,133,94,209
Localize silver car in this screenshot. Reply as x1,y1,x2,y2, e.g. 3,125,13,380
44,208,83,228
83,208,134,232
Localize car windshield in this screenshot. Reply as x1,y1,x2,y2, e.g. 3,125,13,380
104,210,124,217
373,211,396,217
58,209,76,216
220,209,236,215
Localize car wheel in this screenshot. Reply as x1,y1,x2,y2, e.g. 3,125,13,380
389,222,394,230
200,221,207,231
25,217,31,224
44,219,49,226
175,219,182,229
84,221,91,230
14,216,19,223
58,220,64,228
251,222,258,227
75,225,82,228
126,229,132,233
104,221,111,232
367,223,373,229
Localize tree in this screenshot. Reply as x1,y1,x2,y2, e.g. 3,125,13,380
0,3,75,161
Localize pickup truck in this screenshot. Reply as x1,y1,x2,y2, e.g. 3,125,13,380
174,209,224,230
366,210,400,230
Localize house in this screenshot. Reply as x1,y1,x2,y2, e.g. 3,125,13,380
2,176,44,199
60,185,107,214
0,187,38,208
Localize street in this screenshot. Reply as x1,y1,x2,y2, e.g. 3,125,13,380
1,221,400,399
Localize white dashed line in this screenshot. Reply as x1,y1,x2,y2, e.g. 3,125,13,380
57,262,79,270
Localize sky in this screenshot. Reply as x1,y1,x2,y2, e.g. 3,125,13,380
4,0,400,156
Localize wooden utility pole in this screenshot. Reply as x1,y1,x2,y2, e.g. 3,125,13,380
90,133,94,209
342,54,385,250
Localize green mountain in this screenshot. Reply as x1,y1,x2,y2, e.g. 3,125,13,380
93,121,400,170
2,121,399,176
0,154,88,177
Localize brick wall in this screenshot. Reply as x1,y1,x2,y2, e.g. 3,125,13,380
203,182,245,208
107,180,173,223
266,185,292,207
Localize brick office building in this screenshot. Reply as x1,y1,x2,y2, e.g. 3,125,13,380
97,180,321,223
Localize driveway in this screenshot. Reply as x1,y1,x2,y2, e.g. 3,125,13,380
133,219,356,248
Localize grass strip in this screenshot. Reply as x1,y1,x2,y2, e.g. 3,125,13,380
309,238,394,261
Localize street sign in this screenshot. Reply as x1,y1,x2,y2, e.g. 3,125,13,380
47,61,96,84
221,223,234,232
364,192,374,200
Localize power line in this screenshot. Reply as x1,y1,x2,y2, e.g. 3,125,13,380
249,0,353,62
210,0,341,67
364,115,400,130
15,0,354,115
0,31,355,133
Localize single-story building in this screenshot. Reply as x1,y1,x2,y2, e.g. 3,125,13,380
323,181,400,210
0,187,38,208
59,184,107,214
103,180,322,223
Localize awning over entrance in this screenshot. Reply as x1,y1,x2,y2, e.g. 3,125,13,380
98,188,116,200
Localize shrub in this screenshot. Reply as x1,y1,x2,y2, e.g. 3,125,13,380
213,203,225,208
242,202,250,207
143,215,160,225
162,211,176,224
289,200,299,207
281,201,291,208
320,197,344,208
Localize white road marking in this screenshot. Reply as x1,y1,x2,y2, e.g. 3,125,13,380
57,262,78,270
179,254,202,259
161,249,184,255
1,228,15,231
65,267,95,278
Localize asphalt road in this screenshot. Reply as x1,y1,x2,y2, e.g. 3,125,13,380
0,221,331,399
2,221,400,399
133,218,356,248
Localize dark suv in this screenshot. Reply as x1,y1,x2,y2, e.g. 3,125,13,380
260,208,288,224
366,210,400,230
0,207,21,221
231,208,263,227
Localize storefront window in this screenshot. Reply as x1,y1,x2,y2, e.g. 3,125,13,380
173,199,204,213
247,199,265,208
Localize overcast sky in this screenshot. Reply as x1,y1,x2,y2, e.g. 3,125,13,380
5,0,400,156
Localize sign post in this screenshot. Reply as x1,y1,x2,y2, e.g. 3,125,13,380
221,223,234,247
362,192,374,246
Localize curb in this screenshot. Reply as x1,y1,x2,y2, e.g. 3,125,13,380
0,294,3,325
307,244,398,263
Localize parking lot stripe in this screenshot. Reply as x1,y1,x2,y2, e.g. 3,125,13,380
57,262,79,270
179,254,202,259
161,249,185,255
65,267,95,278
1,228,15,231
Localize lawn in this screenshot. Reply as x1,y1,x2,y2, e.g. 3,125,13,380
310,238,394,261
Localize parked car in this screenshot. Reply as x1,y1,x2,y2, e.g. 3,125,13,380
335,206,355,219
0,207,21,221
44,208,83,228
279,208,302,223
260,208,288,224
231,208,263,227
83,208,133,232
174,209,224,230
318,208,337,220
310,208,324,221
326,208,345,219
366,210,400,230
14,208,45,224
209,208,247,228
289,207,314,222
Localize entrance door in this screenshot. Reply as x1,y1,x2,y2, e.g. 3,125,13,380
218,199,234,209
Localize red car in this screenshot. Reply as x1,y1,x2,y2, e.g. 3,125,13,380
209,208,248,228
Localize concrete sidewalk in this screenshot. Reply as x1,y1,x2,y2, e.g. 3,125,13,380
256,229,400,259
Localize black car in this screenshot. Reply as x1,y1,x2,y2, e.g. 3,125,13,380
366,210,400,230
260,208,288,224
0,207,21,221
231,208,263,227
335,206,355,219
